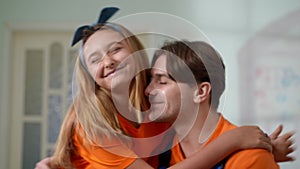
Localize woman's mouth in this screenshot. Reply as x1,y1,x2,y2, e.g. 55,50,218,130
103,70,115,78
103,66,125,78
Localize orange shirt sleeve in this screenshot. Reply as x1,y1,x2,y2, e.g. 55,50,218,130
225,148,279,169
73,128,137,169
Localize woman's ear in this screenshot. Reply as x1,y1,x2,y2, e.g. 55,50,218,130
193,82,211,103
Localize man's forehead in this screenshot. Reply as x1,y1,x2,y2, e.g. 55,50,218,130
151,68,167,76
152,54,167,71
151,55,171,78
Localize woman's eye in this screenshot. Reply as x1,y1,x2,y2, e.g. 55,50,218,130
110,47,122,55
159,81,167,85
91,57,101,64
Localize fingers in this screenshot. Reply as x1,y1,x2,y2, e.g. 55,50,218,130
281,131,295,140
283,156,295,162
281,131,296,149
269,124,283,139
287,139,296,154
287,140,294,148
287,156,295,162
287,147,295,154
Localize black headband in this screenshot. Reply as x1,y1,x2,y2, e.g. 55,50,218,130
71,7,119,46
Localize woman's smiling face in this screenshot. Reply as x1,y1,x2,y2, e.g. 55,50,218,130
82,28,133,91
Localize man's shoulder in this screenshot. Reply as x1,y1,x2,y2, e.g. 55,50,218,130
229,148,274,161
216,116,279,169
225,148,279,169
216,115,237,133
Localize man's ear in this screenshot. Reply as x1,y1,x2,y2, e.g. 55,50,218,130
193,82,211,103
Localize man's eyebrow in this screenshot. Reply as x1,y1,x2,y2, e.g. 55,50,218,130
151,71,170,78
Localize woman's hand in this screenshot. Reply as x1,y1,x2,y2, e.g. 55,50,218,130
35,157,52,169
269,124,296,162
230,126,272,152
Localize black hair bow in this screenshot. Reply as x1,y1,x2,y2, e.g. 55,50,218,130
71,7,119,46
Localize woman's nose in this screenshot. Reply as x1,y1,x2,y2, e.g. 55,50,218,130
102,54,115,69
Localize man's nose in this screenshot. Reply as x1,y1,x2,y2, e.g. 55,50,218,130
145,82,154,96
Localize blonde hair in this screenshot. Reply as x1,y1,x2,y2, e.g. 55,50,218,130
51,23,149,168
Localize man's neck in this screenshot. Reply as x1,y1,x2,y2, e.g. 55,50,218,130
198,111,220,144
179,105,220,158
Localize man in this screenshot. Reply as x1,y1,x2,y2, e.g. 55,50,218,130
145,40,280,168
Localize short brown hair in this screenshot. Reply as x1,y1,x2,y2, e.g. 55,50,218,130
152,40,225,108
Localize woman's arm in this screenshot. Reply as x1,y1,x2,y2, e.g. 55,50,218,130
35,126,270,169
168,125,296,169
167,126,271,169
36,125,294,169
126,126,271,169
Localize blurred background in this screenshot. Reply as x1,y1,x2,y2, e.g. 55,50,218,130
0,0,299,169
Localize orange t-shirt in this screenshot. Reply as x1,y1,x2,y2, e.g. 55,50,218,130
170,115,279,169
71,113,171,169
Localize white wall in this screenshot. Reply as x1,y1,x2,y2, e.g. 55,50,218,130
1,0,299,169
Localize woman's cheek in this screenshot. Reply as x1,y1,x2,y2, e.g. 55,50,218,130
90,66,99,78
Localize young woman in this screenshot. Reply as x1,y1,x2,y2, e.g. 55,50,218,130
36,7,294,169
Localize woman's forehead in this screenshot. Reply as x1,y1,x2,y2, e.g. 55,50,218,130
83,29,126,54
88,29,124,45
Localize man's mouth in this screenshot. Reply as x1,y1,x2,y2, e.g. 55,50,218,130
149,100,165,105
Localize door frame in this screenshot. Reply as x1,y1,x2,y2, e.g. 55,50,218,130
0,21,80,169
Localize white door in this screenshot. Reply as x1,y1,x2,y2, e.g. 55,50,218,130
9,30,77,169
